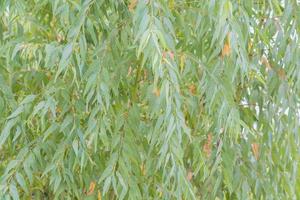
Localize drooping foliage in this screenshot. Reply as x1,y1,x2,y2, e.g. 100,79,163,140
0,0,300,199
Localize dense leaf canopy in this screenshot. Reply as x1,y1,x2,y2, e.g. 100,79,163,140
0,0,300,199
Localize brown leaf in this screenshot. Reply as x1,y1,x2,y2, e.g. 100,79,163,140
87,181,96,195
46,72,52,80
128,0,138,12
162,51,174,60
277,68,286,80
261,56,272,71
187,170,193,181
143,69,148,80
222,44,231,57
162,51,167,59
153,87,160,97
203,133,212,158
169,51,174,60
127,66,133,77
56,33,64,43
56,107,61,115
221,33,231,58
251,143,259,160
188,84,196,95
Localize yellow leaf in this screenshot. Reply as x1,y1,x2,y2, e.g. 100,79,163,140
153,88,160,97
143,69,148,80
248,40,253,52
251,143,259,160
128,0,138,12
221,33,231,58
127,66,133,77
180,54,185,73
87,181,96,195
140,163,146,176
169,0,175,10
97,190,102,200
56,33,64,43
159,191,163,197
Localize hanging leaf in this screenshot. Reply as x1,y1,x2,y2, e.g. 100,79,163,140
251,143,259,160
162,51,174,60
188,84,196,95
277,68,286,80
128,0,138,12
261,56,272,71
203,133,212,158
140,163,146,176
97,190,102,200
153,87,160,97
221,33,231,58
87,181,96,195
187,170,193,181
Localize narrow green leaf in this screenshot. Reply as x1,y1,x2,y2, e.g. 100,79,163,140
9,182,19,200
0,119,17,147
15,173,28,194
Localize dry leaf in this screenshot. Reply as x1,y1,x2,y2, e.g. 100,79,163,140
127,66,132,77
221,33,231,58
128,0,138,12
56,33,64,43
56,107,61,115
222,44,231,57
251,143,259,160
153,87,160,97
162,51,174,60
162,51,167,59
261,56,272,71
220,127,224,134
187,170,193,181
87,181,96,195
188,84,196,95
203,133,212,158
277,68,286,80
123,111,129,118
46,72,52,80
143,69,148,80
169,51,174,60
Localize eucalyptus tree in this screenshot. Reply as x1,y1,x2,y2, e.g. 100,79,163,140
0,0,299,199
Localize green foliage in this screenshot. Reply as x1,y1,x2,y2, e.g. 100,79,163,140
0,0,300,199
